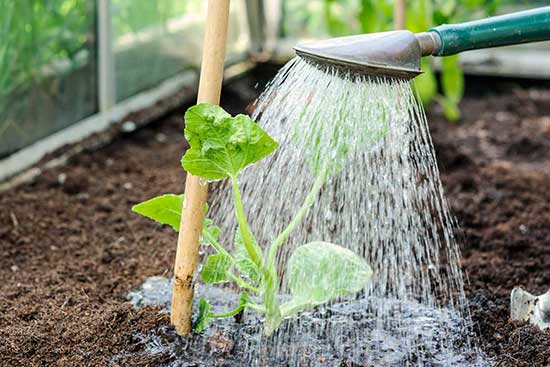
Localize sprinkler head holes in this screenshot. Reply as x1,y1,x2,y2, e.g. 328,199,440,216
511,287,550,330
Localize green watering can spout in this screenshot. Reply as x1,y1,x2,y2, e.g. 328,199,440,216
294,7,550,80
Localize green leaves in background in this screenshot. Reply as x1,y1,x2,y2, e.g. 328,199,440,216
282,0,508,123
441,55,464,104
439,55,464,122
131,194,184,231
414,59,438,107
181,103,279,180
406,0,433,33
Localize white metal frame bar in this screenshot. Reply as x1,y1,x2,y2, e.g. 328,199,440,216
97,0,116,111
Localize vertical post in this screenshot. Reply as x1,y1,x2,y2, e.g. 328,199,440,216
394,0,406,30
171,0,231,336
97,0,116,111
245,0,266,53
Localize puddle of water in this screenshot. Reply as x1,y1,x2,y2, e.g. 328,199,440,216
122,276,489,366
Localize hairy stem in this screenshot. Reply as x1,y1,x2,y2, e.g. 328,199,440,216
228,272,259,294
212,304,247,319
201,230,233,260
231,177,263,266
266,166,329,266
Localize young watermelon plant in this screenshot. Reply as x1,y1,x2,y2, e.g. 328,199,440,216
132,103,373,335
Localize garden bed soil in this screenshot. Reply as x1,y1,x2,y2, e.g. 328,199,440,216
1,65,549,366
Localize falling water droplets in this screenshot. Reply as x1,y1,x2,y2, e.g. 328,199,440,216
199,58,488,366
127,58,494,367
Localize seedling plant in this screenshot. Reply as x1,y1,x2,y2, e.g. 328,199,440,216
133,103,372,335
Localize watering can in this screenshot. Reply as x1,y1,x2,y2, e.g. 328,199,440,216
295,7,550,79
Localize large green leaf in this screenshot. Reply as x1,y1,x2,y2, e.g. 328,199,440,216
131,194,184,231
181,103,279,180
284,241,372,308
200,253,232,284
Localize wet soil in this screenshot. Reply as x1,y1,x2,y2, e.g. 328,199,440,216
1,65,549,366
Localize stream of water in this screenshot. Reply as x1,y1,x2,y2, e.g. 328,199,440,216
128,57,489,366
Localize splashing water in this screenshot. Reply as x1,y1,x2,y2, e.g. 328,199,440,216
128,58,489,366
206,57,487,365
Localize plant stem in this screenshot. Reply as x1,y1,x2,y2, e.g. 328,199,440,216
202,222,259,293
228,272,259,294
212,305,246,319
201,230,233,260
246,302,267,313
231,177,263,266
213,300,266,319
266,166,329,266
280,300,320,318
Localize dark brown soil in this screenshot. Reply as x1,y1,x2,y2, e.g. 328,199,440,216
1,66,549,366
429,86,550,367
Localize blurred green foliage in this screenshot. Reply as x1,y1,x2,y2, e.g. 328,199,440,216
0,0,198,154
0,0,197,108
281,0,509,122
112,0,191,37
0,0,93,107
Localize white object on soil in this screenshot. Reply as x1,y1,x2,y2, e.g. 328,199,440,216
511,287,550,330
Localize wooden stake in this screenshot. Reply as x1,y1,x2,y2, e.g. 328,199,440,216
394,0,406,30
171,0,231,336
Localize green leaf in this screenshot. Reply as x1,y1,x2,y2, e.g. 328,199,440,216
441,55,464,104
435,95,461,122
358,0,380,34
193,298,214,333
202,218,222,243
181,103,279,180
200,253,232,284
131,194,184,231
233,231,261,284
406,0,433,33
324,0,350,36
285,241,372,307
414,59,437,107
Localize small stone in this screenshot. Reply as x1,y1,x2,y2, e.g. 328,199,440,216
57,173,67,185
123,182,133,190
155,133,167,143
519,224,527,235
106,158,114,166
76,193,90,201
50,245,58,251
10,265,19,272
121,121,137,133
206,332,234,355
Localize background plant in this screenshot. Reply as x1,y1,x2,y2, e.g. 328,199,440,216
280,0,511,122
0,0,93,112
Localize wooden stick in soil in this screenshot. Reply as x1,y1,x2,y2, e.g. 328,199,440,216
171,0,231,336
394,0,406,30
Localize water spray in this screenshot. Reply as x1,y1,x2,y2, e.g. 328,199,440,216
295,7,550,80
